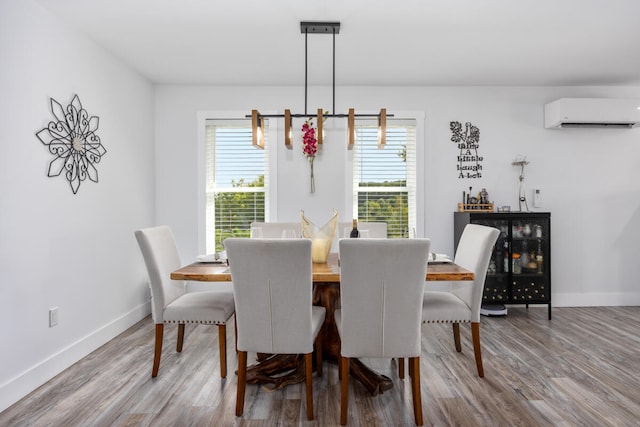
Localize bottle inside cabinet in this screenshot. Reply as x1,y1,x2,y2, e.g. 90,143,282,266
511,220,547,275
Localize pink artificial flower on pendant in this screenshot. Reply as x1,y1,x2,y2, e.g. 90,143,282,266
301,119,318,192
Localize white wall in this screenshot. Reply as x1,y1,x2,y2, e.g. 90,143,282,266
155,84,640,308
0,0,155,411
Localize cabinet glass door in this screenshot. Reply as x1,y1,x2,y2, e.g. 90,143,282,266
510,217,549,302
471,218,509,304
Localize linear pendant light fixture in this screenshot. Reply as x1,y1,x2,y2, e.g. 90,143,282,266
250,21,391,150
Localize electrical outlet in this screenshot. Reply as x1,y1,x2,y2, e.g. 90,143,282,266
533,188,541,208
49,307,59,327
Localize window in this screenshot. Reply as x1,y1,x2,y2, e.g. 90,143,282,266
352,119,416,238
205,119,269,252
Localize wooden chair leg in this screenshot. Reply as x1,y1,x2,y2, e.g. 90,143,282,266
471,322,484,377
340,357,349,426
152,324,163,377
315,332,323,377
398,358,405,379
176,323,185,352
409,358,414,378
410,357,423,426
453,322,461,352
218,324,227,378
236,351,247,416
305,352,314,420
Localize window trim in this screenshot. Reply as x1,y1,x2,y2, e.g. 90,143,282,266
346,111,424,238
196,111,277,255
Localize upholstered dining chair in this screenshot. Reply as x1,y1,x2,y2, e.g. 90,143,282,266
335,221,387,252
421,224,499,377
336,238,431,426
224,238,326,421
135,226,235,378
249,221,301,238
338,221,388,238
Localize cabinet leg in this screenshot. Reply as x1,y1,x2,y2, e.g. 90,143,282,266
548,303,552,320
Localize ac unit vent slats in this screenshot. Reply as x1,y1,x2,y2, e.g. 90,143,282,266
560,123,635,129
544,98,640,129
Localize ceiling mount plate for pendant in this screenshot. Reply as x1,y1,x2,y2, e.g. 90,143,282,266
300,21,340,34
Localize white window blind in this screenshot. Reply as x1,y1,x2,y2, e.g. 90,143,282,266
205,119,269,252
352,119,417,238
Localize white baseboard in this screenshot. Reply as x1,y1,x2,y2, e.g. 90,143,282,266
552,292,640,307
496,293,640,309
420,286,640,308
0,300,151,413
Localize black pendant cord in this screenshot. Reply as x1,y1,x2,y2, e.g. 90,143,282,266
306,25,336,116
304,29,308,116
333,26,336,116
247,22,393,121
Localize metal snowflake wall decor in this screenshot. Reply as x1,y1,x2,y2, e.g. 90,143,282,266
36,95,106,194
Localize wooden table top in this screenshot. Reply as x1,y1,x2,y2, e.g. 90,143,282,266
171,253,474,283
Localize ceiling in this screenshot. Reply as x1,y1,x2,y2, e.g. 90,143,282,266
36,0,640,87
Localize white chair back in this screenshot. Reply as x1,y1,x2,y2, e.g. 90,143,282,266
249,222,301,238
338,221,387,238
451,224,500,322
335,221,388,252
135,226,186,323
224,238,315,354
338,238,430,358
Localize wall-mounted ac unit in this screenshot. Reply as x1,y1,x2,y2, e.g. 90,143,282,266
544,98,640,129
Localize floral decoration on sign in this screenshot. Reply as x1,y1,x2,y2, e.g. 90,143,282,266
301,118,319,193
36,95,106,194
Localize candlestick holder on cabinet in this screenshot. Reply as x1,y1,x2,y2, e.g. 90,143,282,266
512,157,530,212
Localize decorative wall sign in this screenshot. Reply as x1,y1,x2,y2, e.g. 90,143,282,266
36,95,106,194
450,121,483,179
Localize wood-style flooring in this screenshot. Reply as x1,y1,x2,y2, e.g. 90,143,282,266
2,306,639,426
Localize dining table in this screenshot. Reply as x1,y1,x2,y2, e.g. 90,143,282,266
171,252,474,396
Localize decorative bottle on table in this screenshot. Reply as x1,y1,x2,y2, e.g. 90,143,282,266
350,219,360,238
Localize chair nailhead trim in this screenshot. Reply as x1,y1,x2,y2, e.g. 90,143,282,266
423,320,471,324
164,320,226,325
